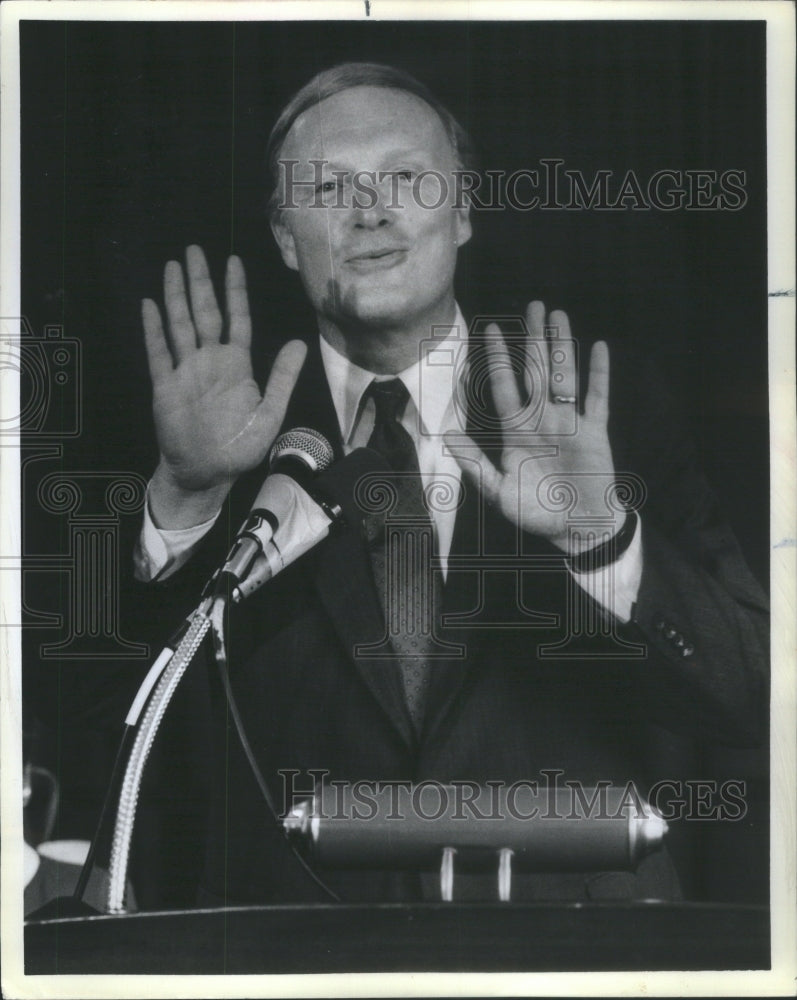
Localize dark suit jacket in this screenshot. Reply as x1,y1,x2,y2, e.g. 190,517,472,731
125,333,768,905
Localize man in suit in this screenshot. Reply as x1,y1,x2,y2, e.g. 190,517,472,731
133,63,768,904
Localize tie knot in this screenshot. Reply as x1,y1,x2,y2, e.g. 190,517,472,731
367,378,410,425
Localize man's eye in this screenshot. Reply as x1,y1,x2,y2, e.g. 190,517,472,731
316,180,341,193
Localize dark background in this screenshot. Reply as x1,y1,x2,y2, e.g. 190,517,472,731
20,20,769,909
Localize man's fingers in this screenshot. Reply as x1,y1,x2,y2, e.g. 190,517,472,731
485,323,524,422
163,259,197,362
141,298,173,385
584,340,610,423
444,433,503,505
526,300,546,340
524,300,549,399
226,255,252,349
258,339,308,429
546,308,578,402
186,245,223,346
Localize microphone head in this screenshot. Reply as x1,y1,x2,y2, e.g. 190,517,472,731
269,428,334,474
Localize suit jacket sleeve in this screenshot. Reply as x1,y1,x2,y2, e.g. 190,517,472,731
608,351,768,747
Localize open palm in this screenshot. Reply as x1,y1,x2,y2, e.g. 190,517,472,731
142,246,306,492
446,301,625,554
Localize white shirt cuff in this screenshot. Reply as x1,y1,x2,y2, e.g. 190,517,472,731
567,513,643,624
133,483,221,582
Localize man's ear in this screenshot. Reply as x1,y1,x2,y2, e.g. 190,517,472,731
270,214,299,271
453,198,472,249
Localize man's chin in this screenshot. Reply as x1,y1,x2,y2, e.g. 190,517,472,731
325,291,418,332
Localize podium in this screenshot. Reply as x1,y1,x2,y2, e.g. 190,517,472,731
25,902,769,973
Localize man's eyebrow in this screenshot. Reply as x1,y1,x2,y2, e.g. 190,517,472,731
314,149,436,172
376,148,433,163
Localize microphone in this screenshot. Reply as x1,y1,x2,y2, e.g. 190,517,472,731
218,428,333,588
222,441,390,602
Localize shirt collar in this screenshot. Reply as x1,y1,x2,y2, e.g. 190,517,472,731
319,306,467,444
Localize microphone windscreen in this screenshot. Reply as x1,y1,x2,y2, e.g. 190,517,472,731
269,427,333,473
312,447,391,527
264,428,335,499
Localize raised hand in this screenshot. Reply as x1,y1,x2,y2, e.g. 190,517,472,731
445,301,625,554
142,245,306,527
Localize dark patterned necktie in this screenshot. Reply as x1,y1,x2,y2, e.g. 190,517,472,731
365,379,436,730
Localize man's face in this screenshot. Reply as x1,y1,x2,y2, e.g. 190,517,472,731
271,85,471,331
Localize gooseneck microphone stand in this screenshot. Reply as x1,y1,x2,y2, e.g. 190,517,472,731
106,597,215,913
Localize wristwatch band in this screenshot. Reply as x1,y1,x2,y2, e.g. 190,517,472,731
566,509,639,574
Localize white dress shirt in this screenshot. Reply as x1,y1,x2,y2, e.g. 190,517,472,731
135,307,642,621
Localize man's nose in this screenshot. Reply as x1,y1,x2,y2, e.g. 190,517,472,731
352,176,395,229
353,201,393,229
354,209,391,229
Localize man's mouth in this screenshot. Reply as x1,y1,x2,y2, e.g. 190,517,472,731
345,248,409,271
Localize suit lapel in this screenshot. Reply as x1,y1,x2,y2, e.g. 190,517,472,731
288,340,417,748
419,329,516,745
418,471,483,744
309,519,418,749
